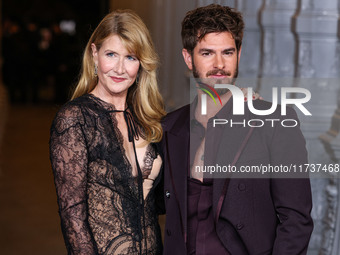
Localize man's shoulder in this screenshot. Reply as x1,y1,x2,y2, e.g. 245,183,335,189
162,104,190,131
165,104,190,119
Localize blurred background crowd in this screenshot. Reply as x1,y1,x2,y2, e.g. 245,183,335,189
0,1,107,253
1,0,107,104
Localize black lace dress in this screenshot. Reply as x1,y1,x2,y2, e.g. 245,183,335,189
50,94,163,255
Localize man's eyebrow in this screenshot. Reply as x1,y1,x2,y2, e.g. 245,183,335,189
198,47,236,53
198,48,214,53
223,47,236,52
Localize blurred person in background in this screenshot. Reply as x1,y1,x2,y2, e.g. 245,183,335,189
2,17,40,104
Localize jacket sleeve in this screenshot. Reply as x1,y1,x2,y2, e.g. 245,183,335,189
270,107,313,254
50,105,97,255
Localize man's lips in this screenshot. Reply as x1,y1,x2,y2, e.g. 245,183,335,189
111,76,126,83
209,74,227,78
206,69,231,77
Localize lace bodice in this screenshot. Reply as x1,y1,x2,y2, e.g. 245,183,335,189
50,94,163,255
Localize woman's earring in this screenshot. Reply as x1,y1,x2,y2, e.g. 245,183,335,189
94,64,98,77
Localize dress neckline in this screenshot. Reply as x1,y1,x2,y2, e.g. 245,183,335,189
86,93,139,142
87,93,123,112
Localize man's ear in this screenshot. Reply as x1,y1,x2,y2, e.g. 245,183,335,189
91,43,98,65
182,48,193,70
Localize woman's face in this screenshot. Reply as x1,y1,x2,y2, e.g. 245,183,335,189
91,34,140,99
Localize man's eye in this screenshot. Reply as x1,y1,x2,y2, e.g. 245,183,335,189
202,52,211,56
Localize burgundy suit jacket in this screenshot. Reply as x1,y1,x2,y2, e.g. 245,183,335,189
161,100,313,255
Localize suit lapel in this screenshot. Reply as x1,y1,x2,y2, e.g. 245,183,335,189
210,112,255,254
165,106,190,240
212,113,254,217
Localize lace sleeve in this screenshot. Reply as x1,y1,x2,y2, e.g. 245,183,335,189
50,105,97,254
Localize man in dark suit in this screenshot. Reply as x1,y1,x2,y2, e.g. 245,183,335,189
161,4,313,255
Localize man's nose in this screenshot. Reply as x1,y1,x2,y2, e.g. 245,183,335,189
214,54,225,69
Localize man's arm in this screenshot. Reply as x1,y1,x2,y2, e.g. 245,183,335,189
270,107,313,254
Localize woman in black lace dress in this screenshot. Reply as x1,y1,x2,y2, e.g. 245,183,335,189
50,10,166,255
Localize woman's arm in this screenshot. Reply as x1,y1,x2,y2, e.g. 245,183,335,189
50,106,97,254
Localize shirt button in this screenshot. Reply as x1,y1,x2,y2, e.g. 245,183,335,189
167,229,171,236
238,183,246,191
165,191,171,198
236,223,244,230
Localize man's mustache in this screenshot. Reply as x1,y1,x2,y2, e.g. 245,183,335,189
206,69,231,76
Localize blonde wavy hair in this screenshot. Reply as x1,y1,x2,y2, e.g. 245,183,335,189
72,9,165,142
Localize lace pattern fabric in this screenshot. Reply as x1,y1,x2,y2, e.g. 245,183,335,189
50,94,163,255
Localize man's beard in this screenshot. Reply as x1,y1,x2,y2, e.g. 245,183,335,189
192,57,239,95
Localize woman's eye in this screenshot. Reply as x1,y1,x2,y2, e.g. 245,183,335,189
127,55,137,61
106,52,114,57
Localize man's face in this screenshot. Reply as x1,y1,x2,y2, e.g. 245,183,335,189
182,32,241,87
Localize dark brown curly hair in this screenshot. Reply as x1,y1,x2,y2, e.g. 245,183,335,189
181,4,244,53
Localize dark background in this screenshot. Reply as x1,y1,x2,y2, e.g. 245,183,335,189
0,1,110,254
2,0,108,105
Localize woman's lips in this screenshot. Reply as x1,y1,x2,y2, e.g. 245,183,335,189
111,76,126,83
